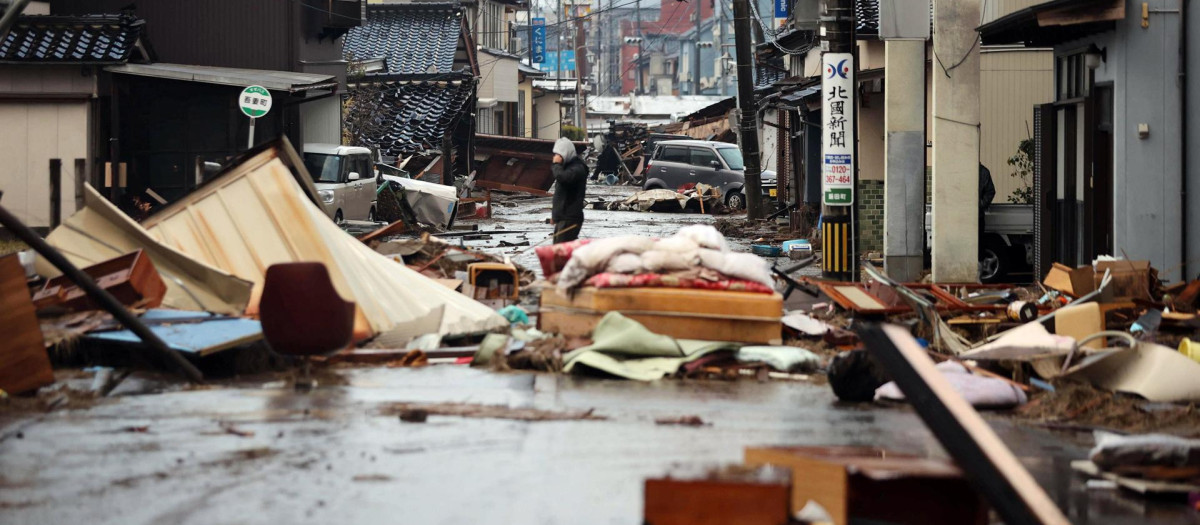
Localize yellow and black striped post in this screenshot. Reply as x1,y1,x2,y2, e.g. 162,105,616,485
822,214,854,280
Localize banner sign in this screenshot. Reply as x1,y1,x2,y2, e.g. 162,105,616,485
821,53,854,206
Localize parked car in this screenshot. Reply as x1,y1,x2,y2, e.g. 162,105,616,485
302,144,378,223
924,203,1034,282
643,140,777,209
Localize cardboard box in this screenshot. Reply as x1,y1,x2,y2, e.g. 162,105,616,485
1043,263,1095,297
1094,260,1154,302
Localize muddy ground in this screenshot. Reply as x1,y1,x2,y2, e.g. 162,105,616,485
2,365,1197,524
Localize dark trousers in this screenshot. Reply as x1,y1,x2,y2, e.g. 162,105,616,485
553,219,582,244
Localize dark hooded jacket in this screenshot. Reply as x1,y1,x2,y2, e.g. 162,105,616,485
551,138,588,223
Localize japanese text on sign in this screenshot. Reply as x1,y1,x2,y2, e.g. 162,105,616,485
531,18,546,64
821,53,854,206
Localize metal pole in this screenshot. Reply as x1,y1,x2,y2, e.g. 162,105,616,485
248,118,256,149
0,0,32,44
693,0,702,95
820,0,856,280
732,0,764,219
0,204,204,383
635,0,644,95
574,17,582,125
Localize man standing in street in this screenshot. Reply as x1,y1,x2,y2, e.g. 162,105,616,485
551,137,588,243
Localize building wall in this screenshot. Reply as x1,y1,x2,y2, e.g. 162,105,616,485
857,179,884,254
301,96,343,145
0,66,96,95
1188,0,1200,279
0,101,89,228
760,109,779,173
479,57,519,103
53,0,292,71
535,93,561,139
1064,0,1183,275
979,48,1054,202
520,81,535,137
858,90,885,181
981,0,1046,24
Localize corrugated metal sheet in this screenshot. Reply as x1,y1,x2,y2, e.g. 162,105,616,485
38,185,254,315
138,142,507,340
980,49,1054,202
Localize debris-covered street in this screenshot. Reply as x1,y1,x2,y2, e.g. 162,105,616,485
4,0,1200,523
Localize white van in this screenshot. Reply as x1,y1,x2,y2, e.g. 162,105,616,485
302,144,378,223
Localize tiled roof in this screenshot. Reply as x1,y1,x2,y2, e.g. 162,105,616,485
755,64,787,90
856,0,879,37
0,14,146,64
349,77,475,157
343,3,464,75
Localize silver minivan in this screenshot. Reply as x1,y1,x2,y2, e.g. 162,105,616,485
643,140,777,209
302,144,378,223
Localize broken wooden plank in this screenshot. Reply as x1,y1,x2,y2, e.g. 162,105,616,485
856,323,1070,525
0,255,54,394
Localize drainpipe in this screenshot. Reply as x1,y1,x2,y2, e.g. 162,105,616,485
1180,0,1189,280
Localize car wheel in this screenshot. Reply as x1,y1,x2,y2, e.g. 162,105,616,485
368,207,376,223
334,210,344,225
726,191,745,209
979,239,1008,283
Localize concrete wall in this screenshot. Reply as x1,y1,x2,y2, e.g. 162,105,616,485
979,47,1054,202
1064,0,1184,275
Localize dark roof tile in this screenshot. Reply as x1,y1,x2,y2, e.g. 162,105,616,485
344,3,464,75
0,14,145,64
856,0,879,36
348,78,474,157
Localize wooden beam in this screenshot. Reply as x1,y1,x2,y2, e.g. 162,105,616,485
856,324,1069,525
1038,0,1125,27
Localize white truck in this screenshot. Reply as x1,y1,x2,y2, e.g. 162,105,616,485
925,204,1034,282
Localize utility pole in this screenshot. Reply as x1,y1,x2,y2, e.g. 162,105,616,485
692,0,702,95
819,0,856,280
574,16,582,126
635,0,644,95
732,0,763,219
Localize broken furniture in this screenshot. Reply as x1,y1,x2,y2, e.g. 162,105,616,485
467,261,519,301
540,287,783,344
32,249,165,313
2,202,204,383
259,262,355,387
643,465,791,525
0,254,54,395
743,446,988,525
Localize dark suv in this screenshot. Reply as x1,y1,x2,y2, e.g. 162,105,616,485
643,140,777,209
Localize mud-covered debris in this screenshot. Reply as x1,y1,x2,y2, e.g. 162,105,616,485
381,402,605,422
655,415,707,426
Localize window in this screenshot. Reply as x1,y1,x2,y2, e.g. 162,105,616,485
690,147,720,167
349,155,372,179
717,148,744,170
1056,50,1088,100
660,146,689,163
303,153,343,183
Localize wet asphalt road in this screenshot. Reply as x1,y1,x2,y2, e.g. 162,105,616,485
1,366,1196,524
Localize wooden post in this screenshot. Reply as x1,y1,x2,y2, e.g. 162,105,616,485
74,159,86,212
49,159,62,228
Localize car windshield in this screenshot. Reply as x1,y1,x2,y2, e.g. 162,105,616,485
717,148,744,170
303,153,342,183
